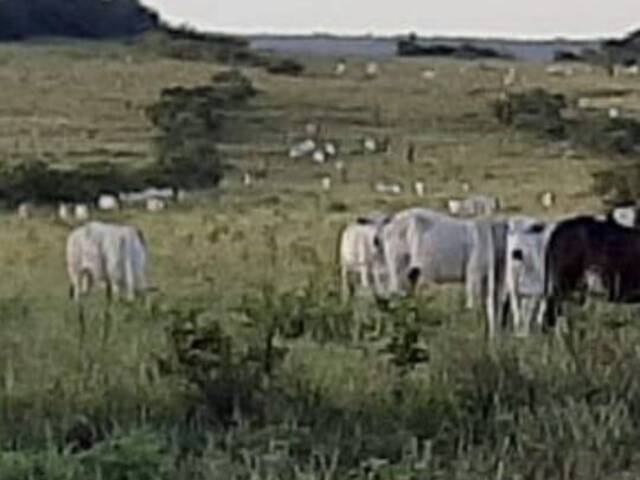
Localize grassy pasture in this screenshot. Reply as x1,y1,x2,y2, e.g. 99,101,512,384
2,42,640,478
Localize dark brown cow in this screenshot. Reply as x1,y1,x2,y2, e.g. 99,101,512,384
544,216,640,325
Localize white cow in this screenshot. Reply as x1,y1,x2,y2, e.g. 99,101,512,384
335,61,347,77
288,139,316,159
97,194,120,211
502,67,517,88
67,221,148,301
146,198,167,212
540,191,555,209
321,176,332,192
17,202,33,220
422,68,437,80
374,183,402,195
74,204,90,222
312,149,327,164
505,217,556,336
339,215,387,301
119,187,176,206
448,195,501,217
58,203,71,222
372,208,508,335
365,62,379,79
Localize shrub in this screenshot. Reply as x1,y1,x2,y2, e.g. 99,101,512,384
265,58,305,76
493,88,567,139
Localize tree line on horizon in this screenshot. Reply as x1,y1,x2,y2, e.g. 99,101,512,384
0,0,160,40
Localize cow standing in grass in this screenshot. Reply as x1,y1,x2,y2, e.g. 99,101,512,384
338,215,388,301
371,208,509,336
505,217,556,336
544,216,640,329
67,221,148,301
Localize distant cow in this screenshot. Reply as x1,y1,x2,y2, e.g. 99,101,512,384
365,62,379,79
544,216,640,327
97,194,120,211
339,215,387,301
334,61,347,77
288,139,316,159
119,187,176,206
67,221,148,301
374,182,402,195
58,203,71,222
540,191,556,209
17,202,33,220
448,195,501,217
146,198,167,212
505,217,556,336
74,204,90,222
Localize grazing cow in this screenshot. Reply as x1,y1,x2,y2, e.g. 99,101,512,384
305,122,320,137
540,191,556,209
58,203,71,222
17,202,33,220
502,67,517,88
243,172,253,187
339,215,388,301
372,208,508,335
448,195,501,217
363,137,377,153
74,204,90,222
67,221,148,301
119,187,176,206
146,198,167,212
414,181,426,197
321,176,332,192
324,141,338,157
335,61,347,77
422,68,436,80
546,65,573,77
505,217,556,336
312,149,327,164
544,216,640,327
365,62,379,79
289,139,316,159
97,194,120,211
374,183,402,195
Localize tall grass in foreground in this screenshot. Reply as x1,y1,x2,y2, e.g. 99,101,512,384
2,284,640,478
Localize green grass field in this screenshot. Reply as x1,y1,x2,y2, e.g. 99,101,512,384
2,42,640,479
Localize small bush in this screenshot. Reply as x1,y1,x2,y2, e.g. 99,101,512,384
493,88,567,139
265,58,305,77
494,88,640,158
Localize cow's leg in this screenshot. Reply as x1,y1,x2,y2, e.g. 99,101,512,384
485,278,497,339
340,266,350,303
507,279,524,335
359,263,370,290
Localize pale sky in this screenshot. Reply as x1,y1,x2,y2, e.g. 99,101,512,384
141,0,640,39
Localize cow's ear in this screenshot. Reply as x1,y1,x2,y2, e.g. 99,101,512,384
356,217,372,225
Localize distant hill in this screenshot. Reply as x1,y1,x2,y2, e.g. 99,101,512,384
250,34,599,62
0,0,159,40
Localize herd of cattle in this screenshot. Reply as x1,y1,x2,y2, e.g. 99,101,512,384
339,204,640,338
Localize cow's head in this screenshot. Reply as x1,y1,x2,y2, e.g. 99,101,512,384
507,217,552,296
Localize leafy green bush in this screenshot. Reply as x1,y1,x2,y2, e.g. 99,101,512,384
495,88,640,159
493,88,567,139
265,58,305,77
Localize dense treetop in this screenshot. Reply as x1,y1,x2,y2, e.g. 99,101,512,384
0,0,160,40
